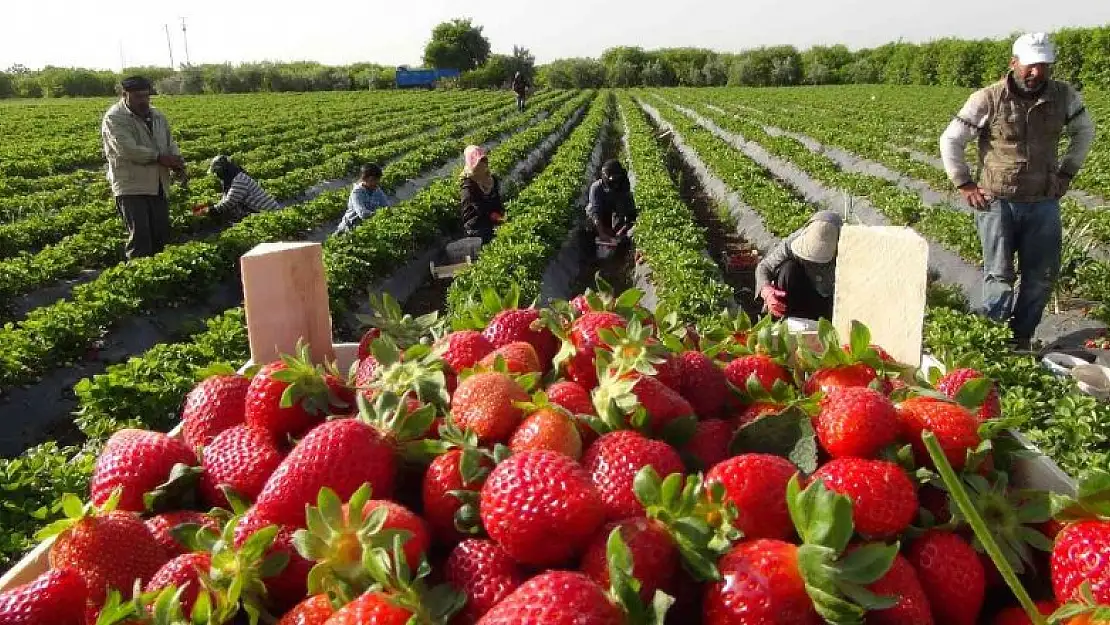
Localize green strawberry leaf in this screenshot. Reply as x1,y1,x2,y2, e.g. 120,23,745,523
730,406,818,473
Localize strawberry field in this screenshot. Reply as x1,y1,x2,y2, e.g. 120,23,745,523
1,87,1109,624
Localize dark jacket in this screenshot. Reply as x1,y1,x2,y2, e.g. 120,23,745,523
585,179,637,230
460,175,503,239
512,75,528,95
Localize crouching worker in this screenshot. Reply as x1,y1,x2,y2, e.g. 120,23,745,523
755,210,843,321
335,163,391,235
460,145,504,244
586,159,637,245
194,155,278,219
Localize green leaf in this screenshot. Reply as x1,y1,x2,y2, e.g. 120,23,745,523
835,543,898,585
730,406,818,473
633,466,663,507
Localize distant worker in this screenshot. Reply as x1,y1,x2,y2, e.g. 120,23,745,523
193,155,278,220
335,163,392,235
939,32,1095,350
460,145,504,243
586,159,638,245
101,75,185,260
512,71,529,112
755,211,842,321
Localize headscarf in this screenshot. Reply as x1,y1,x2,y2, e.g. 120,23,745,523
209,155,244,194
462,145,494,194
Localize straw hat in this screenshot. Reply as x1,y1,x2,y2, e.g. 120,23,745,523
788,211,843,264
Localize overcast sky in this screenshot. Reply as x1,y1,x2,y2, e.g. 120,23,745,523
4,0,1110,71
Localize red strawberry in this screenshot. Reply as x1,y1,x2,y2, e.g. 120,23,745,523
181,373,251,450
359,500,431,572
990,601,1056,625
479,341,542,375
445,539,525,624
571,294,592,315
436,330,495,392
862,552,934,625
678,351,730,419
234,510,312,612
733,401,785,427
479,450,605,566
483,308,558,370
509,407,583,460
546,380,599,446
476,571,625,625
145,511,220,557
582,430,685,521
244,348,351,441
805,362,891,396
907,530,985,625
680,418,735,471
450,372,530,445
278,594,335,625
581,517,679,602
652,350,684,391
144,552,212,615
810,458,917,539
0,568,87,625
563,311,627,389
354,355,381,397
936,368,1002,422
199,424,284,509
595,374,695,435
703,539,821,625
325,591,413,625
896,396,981,471
815,386,899,459
706,453,797,541
357,328,381,361
422,449,491,545
89,429,198,513
1051,519,1110,605
725,353,792,393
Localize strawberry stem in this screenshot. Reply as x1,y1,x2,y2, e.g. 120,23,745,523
921,432,1045,625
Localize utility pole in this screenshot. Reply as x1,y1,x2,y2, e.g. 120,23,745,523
180,17,191,66
164,23,175,69
119,40,126,72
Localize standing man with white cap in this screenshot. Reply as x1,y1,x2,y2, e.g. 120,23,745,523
939,32,1095,350
755,211,843,321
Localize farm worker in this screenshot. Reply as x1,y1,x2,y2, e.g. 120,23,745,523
939,32,1095,351
460,145,505,244
193,155,278,220
755,211,843,321
586,159,638,244
335,163,392,235
100,75,185,260
512,72,529,112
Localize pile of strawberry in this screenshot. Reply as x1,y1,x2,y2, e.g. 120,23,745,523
3,285,1109,625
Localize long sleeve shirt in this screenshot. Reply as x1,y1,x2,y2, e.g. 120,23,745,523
210,172,279,218
585,179,637,229
101,100,181,197
335,183,391,234
754,233,836,299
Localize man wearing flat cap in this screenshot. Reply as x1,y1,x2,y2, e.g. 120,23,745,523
940,32,1096,350
755,211,842,321
101,75,186,260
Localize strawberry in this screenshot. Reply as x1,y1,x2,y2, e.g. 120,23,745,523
357,328,382,361
561,310,627,389
479,450,605,566
805,362,891,395
324,591,413,625
234,509,313,612
545,379,599,446
936,368,1002,422
680,418,734,471
435,330,495,392
814,386,899,459
509,406,583,460
861,552,934,625
144,552,212,615
475,571,625,625
896,396,981,471
89,429,198,513
810,457,917,539
360,499,432,572
422,448,492,545
593,373,695,436
478,341,541,375
145,511,220,557
278,594,335,625
724,354,792,394
733,400,785,427
677,350,730,419
450,372,530,444
580,517,680,602
445,539,525,624
181,370,251,450
355,292,439,361
245,345,353,441
703,539,821,625
354,355,381,397
483,307,558,371
907,530,986,625
41,494,167,603
199,424,284,509
583,430,685,521
706,453,797,540
990,601,1056,625
1052,520,1110,605
0,568,87,625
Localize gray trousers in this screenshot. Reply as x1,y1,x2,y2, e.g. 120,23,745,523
114,192,170,260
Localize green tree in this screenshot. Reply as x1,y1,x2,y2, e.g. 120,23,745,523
423,18,491,71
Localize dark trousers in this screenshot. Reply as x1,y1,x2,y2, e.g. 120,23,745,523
115,191,170,260
776,259,833,321
515,92,526,112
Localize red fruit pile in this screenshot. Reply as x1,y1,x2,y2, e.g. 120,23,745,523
2,294,1104,625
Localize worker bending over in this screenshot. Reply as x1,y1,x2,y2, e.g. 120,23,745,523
195,155,278,219
586,159,638,245
335,163,391,235
755,211,842,321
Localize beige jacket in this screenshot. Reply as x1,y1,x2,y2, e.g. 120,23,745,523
101,100,181,197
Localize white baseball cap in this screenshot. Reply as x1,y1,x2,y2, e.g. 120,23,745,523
1012,32,1056,65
